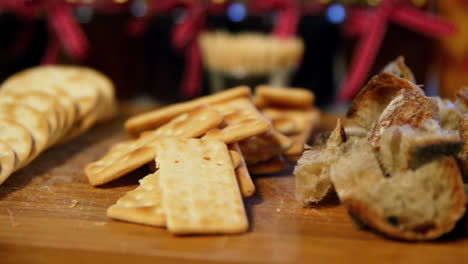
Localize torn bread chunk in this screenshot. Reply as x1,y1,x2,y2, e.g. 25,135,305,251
346,72,424,130
330,137,384,201
378,119,462,175
457,114,468,182
432,96,461,131
381,56,415,83
344,157,466,241
294,120,346,205
368,89,439,149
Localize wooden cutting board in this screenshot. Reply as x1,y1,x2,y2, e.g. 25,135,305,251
0,112,467,264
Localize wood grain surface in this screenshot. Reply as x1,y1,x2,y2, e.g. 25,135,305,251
0,113,467,264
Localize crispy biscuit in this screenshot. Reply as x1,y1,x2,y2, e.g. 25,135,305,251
125,86,251,136
255,85,314,109
107,171,166,226
381,56,415,82
284,109,320,159
202,98,271,143
262,108,316,135
229,143,255,198
0,119,33,169
0,140,16,184
86,105,223,186
0,103,50,161
155,138,248,234
0,91,61,146
238,130,292,165
248,155,285,175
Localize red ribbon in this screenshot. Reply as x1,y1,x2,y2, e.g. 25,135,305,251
0,0,89,64
127,0,218,99
339,0,455,101
248,0,299,38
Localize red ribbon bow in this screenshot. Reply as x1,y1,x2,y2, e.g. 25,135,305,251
248,0,299,38
339,0,455,101
0,0,89,64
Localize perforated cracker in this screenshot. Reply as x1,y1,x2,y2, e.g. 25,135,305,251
107,171,166,226
284,109,320,160
0,140,16,184
238,130,292,165
202,97,271,143
125,86,251,136
229,143,255,198
255,85,314,109
86,105,223,186
155,138,248,234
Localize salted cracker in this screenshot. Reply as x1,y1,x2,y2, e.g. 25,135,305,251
284,109,320,160
229,143,255,198
202,97,271,143
255,85,314,109
0,140,16,184
86,105,223,186
0,119,33,169
107,171,166,226
125,86,251,136
238,130,292,165
155,138,248,234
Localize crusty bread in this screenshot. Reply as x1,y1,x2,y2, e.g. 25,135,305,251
433,97,461,131
457,114,468,182
294,120,346,205
346,72,424,130
379,119,462,175
330,137,384,201
368,89,440,149
344,157,466,241
381,56,415,83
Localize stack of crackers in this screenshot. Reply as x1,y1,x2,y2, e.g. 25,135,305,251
0,65,116,185
85,86,319,235
199,32,304,76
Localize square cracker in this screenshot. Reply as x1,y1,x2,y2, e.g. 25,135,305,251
86,105,223,186
155,138,248,234
202,98,271,143
255,85,314,109
107,171,165,226
284,109,320,160
125,86,251,136
248,155,286,175
228,143,255,198
238,130,292,165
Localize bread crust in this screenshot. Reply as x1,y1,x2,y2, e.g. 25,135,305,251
368,89,439,149
344,158,466,241
346,72,423,130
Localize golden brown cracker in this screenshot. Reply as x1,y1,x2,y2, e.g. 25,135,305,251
248,155,285,175
86,105,223,186
284,109,320,158
229,143,255,198
107,171,166,226
125,86,251,136
155,138,248,234
0,119,33,169
255,85,314,109
202,98,271,143
238,130,292,165
0,140,17,184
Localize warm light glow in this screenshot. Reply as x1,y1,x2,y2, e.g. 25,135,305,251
212,0,225,3
114,0,128,4
367,0,381,6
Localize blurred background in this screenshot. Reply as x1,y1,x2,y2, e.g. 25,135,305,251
0,0,466,107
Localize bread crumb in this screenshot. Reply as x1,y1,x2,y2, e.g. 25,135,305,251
276,208,281,212
68,200,79,208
